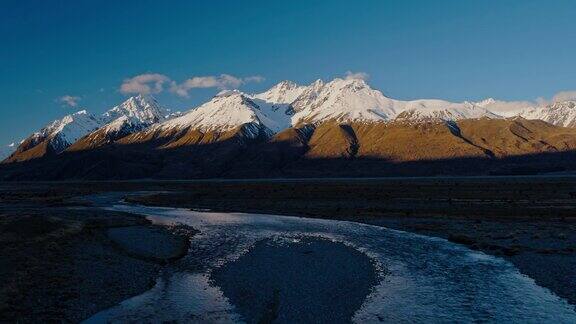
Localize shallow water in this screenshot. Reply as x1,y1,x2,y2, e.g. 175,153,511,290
85,201,576,323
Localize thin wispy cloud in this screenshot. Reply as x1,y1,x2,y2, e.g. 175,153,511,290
119,73,264,98
344,71,370,81
59,95,81,107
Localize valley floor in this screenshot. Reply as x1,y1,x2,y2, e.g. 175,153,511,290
0,176,575,320
0,191,192,322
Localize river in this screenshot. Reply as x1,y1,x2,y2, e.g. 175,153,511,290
84,196,576,323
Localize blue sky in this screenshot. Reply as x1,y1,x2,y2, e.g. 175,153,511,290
1,0,576,146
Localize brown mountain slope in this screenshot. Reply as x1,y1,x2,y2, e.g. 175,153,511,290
67,130,116,152
67,124,146,152
305,122,359,158
116,122,268,150
222,119,576,178
458,118,576,157
3,135,61,163
122,123,272,179
351,121,489,161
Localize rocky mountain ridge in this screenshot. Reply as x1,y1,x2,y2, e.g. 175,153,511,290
3,78,576,179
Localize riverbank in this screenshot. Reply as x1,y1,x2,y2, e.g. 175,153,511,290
0,205,192,322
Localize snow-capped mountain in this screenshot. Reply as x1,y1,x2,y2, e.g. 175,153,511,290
472,98,536,119
285,78,498,125
152,90,288,137
3,110,102,162
252,80,308,105
476,98,576,128
520,101,576,128
67,115,151,151
6,77,576,166
5,95,169,160
27,110,101,153
290,78,398,125
394,100,500,122
101,94,166,125
146,78,506,139
68,95,169,150
7,77,576,180
36,110,102,150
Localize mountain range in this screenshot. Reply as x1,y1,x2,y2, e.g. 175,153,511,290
3,78,576,180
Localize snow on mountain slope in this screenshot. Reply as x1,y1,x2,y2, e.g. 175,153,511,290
394,99,500,122
67,95,171,150
288,78,499,125
68,115,152,151
101,94,166,125
101,115,147,134
252,80,308,105
520,101,576,128
473,98,536,118
475,98,576,128
249,80,309,128
3,109,103,162
155,90,288,136
5,95,171,160
29,110,103,152
291,78,398,125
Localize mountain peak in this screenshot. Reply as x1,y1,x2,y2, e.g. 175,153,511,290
103,94,166,125
252,81,306,105
271,80,300,90
290,77,396,125
156,88,284,134
325,77,372,93
311,79,324,86
5,109,102,162
475,98,497,107
333,77,367,85
216,89,244,98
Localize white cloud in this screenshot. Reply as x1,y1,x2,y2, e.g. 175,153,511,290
59,95,81,107
344,71,370,81
119,73,265,98
552,90,576,103
120,73,171,95
169,74,265,98
218,74,244,89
